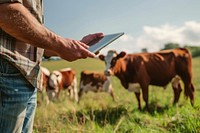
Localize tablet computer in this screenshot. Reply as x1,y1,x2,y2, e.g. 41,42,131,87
88,32,124,53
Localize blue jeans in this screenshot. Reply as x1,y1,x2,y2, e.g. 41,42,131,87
0,58,37,133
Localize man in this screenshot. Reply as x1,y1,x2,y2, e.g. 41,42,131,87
0,1,103,132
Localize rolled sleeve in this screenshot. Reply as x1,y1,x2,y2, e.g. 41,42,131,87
0,0,22,4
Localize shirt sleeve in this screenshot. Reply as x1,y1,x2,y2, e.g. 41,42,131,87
0,0,22,4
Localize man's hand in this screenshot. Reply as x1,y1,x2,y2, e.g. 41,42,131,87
80,33,104,46
44,33,104,60
55,37,98,61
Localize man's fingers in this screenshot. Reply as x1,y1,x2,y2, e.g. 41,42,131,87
79,41,89,49
78,42,96,58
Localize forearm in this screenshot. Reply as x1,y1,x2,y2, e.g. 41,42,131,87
0,2,62,53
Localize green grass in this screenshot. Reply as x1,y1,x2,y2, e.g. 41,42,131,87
34,57,200,133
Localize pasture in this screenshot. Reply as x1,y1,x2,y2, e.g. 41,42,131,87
34,57,200,133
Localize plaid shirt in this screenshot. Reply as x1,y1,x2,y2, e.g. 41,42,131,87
0,0,44,88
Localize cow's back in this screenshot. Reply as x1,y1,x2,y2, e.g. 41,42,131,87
60,69,76,88
146,48,191,86
143,51,176,86
80,70,107,86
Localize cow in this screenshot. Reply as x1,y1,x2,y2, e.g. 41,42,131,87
38,66,51,105
48,68,78,102
78,70,115,103
40,66,50,92
99,48,195,110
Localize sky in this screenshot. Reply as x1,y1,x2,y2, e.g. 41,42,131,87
43,0,200,54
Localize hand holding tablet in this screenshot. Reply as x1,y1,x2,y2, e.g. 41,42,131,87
88,32,124,54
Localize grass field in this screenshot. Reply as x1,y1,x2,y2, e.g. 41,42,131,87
34,57,200,133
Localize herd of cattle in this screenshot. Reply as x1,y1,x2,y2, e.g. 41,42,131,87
39,65,113,105
39,48,195,110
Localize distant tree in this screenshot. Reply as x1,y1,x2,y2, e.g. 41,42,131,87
141,48,148,53
162,43,180,50
184,45,200,57
160,43,200,57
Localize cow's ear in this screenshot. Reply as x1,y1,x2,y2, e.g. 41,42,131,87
117,51,126,59
99,54,105,61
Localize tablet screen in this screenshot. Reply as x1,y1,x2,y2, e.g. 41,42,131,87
88,32,124,53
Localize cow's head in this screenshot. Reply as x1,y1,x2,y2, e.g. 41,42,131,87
48,71,62,93
99,50,126,76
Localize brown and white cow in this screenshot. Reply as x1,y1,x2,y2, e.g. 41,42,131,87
37,66,51,105
99,48,195,110
40,66,50,92
48,68,78,102
78,70,115,103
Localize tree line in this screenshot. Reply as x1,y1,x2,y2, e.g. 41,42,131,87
142,43,200,57
162,43,200,57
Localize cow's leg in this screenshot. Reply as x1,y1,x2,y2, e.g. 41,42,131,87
141,85,149,110
47,90,55,102
45,94,50,105
185,82,195,106
135,92,142,110
109,89,116,102
40,89,45,102
69,86,78,102
190,83,195,106
73,88,78,103
107,84,116,102
56,84,63,100
56,90,61,100
72,77,78,102
172,82,182,105
181,76,195,106
171,76,182,105
69,87,74,100
138,68,150,110
42,88,50,105
78,88,84,104
178,66,195,106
